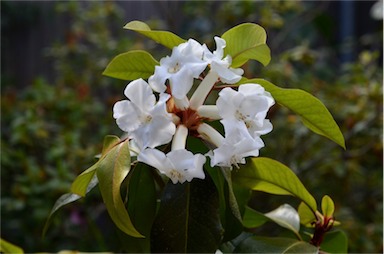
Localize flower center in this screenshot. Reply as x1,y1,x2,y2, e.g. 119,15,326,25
235,110,246,121
141,114,153,124
169,169,183,181
168,62,181,74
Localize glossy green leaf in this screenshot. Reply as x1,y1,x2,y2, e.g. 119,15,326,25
264,204,301,235
320,230,348,253
43,192,84,237
321,195,335,218
120,163,157,252
124,20,186,49
242,78,345,149
151,176,223,253
0,238,24,254
103,50,159,80
243,206,270,228
244,205,301,239
96,139,143,238
101,135,121,156
222,23,271,67
298,202,317,227
71,135,121,197
234,236,319,253
233,157,317,212
70,163,98,196
207,165,244,242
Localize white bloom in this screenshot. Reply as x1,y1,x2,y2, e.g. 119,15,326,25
208,121,264,168
148,39,208,100
217,83,275,137
203,37,244,84
113,79,176,149
138,148,206,184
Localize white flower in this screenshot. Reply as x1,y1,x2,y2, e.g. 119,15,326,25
113,78,176,149
208,121,264,168
148,39,208,100
138,148,206,184
203,37,244,84
217,83,275,137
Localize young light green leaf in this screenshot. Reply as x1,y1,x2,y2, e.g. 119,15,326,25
103,50,159,80
320,230,348,253
321,195,335,218
124,20,186,49
234,236,319,253
233,157,317,212
70,163,99,196
0,238,24,254
298,202,317,227
96,139,143,238
221,23,271,67
242,78,346,149
101,135,121,156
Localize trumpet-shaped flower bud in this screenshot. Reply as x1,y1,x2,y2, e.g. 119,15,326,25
217,83,275,138
203,37,244,84
113,79,176,149
148,39,208,100
208,121,264,168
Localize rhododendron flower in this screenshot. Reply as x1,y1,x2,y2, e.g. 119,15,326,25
138,125,206,183
138,148,206,184
217,83,275,137
113,79,176,149
203,36,244,84
148,39,208,100
207,121,264,168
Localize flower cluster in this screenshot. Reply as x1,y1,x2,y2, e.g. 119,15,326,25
113,37,274,184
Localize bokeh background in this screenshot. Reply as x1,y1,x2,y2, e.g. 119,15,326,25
1,1,382,252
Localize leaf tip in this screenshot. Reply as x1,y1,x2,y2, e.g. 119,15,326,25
124,20,151,31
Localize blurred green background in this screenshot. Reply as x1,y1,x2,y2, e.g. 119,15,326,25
1,1,382,252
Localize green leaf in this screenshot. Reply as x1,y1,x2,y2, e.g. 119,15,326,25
233,157,317,212
264,204,301,236
320,230,348,253
206,166,244,242
70,163,98,196
321,195,335,218
124,20,186,49
151,176,223,253
242,79,346,149
244,205,301,239
234,236,319,253
96,139,143,238
298,202,317,227
43,192,85,237
0,238,24,254
222,23,271,67
71,135,121,197
101,135,121,156
119,163,157,252
103,50,159,80
243,206,270,228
